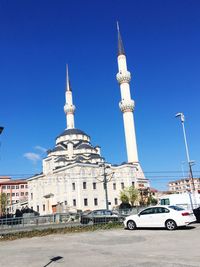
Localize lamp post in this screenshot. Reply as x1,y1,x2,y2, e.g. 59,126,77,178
175,113,196,208
0,126,4,149
0,126,4,207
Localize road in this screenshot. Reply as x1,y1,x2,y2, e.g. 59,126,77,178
0,223,200,267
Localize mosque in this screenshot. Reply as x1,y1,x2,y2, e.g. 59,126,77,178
28,26,149,214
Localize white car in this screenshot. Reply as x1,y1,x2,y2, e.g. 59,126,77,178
124,205,196,230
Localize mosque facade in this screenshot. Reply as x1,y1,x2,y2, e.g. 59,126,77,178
28,27,149,215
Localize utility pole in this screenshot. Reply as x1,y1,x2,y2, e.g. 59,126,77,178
98,163,114,210
103,165,109,210
175,113,196,208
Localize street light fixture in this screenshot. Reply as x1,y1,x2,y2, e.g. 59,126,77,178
175,112,196,207
0,127,4,135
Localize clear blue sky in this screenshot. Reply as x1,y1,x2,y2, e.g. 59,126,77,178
0,0,200,190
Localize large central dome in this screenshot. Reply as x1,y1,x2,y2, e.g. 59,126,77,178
44,127,104,171
57,128,89,138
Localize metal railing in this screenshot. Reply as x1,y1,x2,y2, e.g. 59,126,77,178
1,204,198,233
0,211,122,232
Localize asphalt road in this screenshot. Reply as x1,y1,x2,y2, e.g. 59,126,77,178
0,223,200,267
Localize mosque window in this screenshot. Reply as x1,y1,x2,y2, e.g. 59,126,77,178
114,198,118,205
84,198,88,206
83,182,87,189
93,182,96,190
121,182,125,189
73,199,76,206
113,183,116,190
94,198,98,206
72,183,75,190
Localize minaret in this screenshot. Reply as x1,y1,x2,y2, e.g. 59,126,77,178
64,65,76,129
116,23,139,163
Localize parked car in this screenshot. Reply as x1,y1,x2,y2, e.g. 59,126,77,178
80,209,119,225
123,205,196,230
193,207,200,222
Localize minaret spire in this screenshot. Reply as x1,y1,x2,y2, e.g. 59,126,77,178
66,64,71,91
117,21,125,56
116,25,139,163
64,65,76,129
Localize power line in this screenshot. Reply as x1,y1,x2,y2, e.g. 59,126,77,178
0,170,200,177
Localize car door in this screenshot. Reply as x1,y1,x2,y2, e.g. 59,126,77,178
138,208,156,227
151,207,170,227
93,210,103,223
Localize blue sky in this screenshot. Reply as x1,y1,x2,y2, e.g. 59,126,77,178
0,0,200,190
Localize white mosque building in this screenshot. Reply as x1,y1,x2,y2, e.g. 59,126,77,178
28,26,149,215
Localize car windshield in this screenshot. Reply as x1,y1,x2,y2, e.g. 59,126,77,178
169,205,185,211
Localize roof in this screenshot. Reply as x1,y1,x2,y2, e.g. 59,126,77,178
0,176,11,180
57,128,89,138
117,22,125,56
77,143,93,149
49,146,65,153
55,157,67,162
0,179,27,185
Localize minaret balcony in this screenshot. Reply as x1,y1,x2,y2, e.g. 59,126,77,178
64,104,76,114
119,99,135,113
116,71,131,84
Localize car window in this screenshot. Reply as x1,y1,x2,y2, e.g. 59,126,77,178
154,207,170,214
140,208,154,215
93,211,103,215
169,205,185,211
163,208,170,213
104,210,112,215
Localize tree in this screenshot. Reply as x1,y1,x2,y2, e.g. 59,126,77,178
128,187,139,207
0,193,8,214
147,195,158,205
119,186,139,207
119,190,129,204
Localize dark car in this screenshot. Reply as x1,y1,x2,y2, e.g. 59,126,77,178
193,207,200,222
80,209,119,225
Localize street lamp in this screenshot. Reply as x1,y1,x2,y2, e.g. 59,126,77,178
0,127,4,135
175,113,196,207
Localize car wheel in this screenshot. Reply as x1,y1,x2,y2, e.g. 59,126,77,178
127,220,136,230
165,219,177,230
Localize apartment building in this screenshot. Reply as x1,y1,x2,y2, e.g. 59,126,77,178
0,177,28,213
169,177,200,194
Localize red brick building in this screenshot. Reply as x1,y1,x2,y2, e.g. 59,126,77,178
0,176,28,214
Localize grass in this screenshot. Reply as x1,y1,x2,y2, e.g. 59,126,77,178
0,222,123,242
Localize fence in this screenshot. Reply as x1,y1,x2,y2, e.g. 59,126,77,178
0,206,148,232
1,204,199,233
